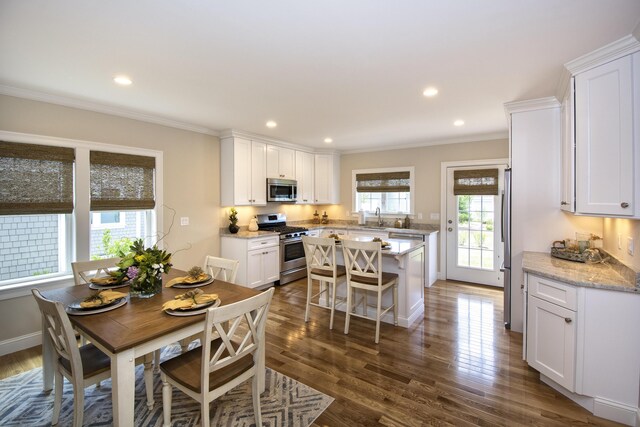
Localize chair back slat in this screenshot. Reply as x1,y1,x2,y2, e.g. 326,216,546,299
204,256,239,283
200,288,274,388
71,257,121,285
302,236,339,277
32,289,83,375
342,240,383,285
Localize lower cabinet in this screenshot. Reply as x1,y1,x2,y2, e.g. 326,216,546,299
221,235,280,288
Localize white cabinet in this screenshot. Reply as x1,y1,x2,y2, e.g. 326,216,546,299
526,275,577,391
560,78,575,212
314,153,340,204
348,229,388,240
221,235,279,288
266,145,295,179
295,150,314,204
220,137,267,206
574,53,638,217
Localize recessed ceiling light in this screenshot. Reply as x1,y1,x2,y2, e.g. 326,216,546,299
324,138,333,144
266,121,277,128
113,75,132,86
454,119,465,126
423,87,438,97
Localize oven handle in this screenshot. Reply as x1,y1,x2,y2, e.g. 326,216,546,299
281,237,303,244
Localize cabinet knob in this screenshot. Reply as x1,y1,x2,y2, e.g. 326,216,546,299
447,219,452,224
447,227,453,232
621,202,629,208
560,201,568,206
564,317,572,323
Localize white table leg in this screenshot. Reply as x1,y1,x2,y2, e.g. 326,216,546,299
41,315,54,391
111,348,136,427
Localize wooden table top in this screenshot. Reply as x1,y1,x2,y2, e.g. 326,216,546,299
40,269,261,353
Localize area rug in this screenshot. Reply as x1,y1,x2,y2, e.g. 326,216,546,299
0,345,333,426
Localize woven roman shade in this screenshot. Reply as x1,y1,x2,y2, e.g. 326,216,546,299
356,171,410,193
453,168,499,195
0,141,75,215
90,151,155,210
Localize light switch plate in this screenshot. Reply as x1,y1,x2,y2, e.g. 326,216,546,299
180,217,189,226
417,213,423,220
628,237,634,256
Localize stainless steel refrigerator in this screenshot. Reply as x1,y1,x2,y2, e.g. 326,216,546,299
501,168,512,329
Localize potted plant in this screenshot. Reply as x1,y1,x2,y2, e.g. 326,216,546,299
228,207,239,233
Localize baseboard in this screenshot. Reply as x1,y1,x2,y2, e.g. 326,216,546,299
636,407,639,427
0,331,41,356
594,397,638,426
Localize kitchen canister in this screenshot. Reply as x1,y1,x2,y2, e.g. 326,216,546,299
248,217,258,231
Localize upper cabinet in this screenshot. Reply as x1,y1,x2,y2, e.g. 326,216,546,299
560,78,575,213
220,137,267,206
574,53,638,217
295,150,314,204
314,153,340,204
266,145,295,179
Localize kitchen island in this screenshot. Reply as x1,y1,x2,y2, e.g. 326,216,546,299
328,236,426,328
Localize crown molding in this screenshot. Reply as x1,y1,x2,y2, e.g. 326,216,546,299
0,84,219,137
504,97,560,117
340,131,509,155
555,68,572,102
219,129,340,154
564,34,640,75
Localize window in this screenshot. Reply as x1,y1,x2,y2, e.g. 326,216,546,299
352,167,414,214
0,134,162,291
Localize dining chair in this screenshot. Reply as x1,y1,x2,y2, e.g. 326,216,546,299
160,287,275,427
203,255,239,283
71,257,121,285
178,255,241,352
341,239,398,344
32,289,155,427
301,235,346,330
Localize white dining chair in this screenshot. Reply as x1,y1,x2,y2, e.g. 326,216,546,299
341,239,398,344
71,257,121,285
301,235,347,330
203,255,239,283
32,289,155,427
160,287,275,427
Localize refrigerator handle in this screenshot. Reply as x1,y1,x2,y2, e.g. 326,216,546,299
501,192,505,243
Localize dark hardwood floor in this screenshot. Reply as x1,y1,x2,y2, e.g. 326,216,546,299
0,279,624,426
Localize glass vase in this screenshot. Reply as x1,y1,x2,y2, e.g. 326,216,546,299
130,272,162,298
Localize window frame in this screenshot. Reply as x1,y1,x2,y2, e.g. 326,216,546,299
0,130,163,299
351,166,415,216
90,211,126,230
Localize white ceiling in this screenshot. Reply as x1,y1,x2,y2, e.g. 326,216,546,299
1,1,639,151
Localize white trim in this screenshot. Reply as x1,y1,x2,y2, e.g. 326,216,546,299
91,211,126,230
0,331,42,357
341,131,508,155
504,97,561,117
0,84,218,137
220,128,339,154
564,35,640,75
351,166,415,216
0,275,75,300
439,158,509,282
593,397,639,426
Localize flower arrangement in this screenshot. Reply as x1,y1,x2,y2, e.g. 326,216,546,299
114,238,173,297
228,207,239,233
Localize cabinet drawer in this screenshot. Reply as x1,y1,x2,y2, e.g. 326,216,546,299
247,236,279,250
528,275,577,310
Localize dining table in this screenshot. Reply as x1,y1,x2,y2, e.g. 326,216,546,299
39,268,262,427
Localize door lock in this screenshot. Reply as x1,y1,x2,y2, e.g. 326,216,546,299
448,219,453,224
448,227,453,232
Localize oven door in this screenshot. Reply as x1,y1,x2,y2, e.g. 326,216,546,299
280,237,306,272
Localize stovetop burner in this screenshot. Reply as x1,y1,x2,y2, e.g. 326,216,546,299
256,213,308,238
264,225,308,234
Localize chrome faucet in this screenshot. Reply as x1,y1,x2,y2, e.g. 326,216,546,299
375,207,383,226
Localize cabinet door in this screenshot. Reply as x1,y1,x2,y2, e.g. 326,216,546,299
560,79,575,212
575,55,634,216
267,145,295,179
527,295,576,391
233,138,253,205
314,154,336,204
262,246,280,283
246,249,264,288
250,141,267,205
295,151,314,204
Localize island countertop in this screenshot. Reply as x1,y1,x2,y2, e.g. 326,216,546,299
522,251,639,293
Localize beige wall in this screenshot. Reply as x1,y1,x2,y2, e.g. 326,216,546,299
603,218,640,270
330,139,509,222
0,94,220,345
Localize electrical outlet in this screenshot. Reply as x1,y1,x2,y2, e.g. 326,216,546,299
346,211,350,217
430,213,440,220
628,237,634,256
180,217,189,226
417,213,423,220
618,233,622,249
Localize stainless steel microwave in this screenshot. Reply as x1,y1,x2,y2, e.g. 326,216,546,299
267,178,297,202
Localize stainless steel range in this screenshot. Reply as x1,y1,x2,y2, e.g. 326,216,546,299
256,213,308,285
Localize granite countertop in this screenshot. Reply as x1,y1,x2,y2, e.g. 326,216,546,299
221,230,278,239
292,222,440,236
522,251,639,293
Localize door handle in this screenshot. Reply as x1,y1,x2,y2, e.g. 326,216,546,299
565,317,572,323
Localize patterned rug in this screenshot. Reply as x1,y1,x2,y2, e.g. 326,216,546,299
0,345,333,426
